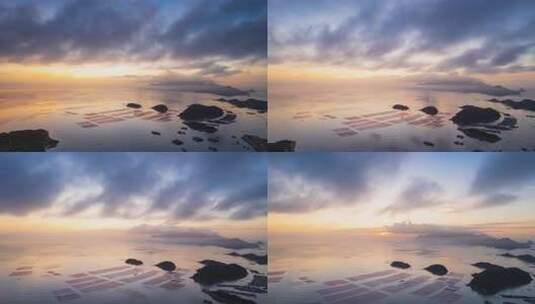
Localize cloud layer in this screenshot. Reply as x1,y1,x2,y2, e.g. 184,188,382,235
0,0,267,73
270,0,535,74
386,222,533,250
469,153,535,208
0,153,267,221
381,178,443,215
269,153,404,213
131,225,259,249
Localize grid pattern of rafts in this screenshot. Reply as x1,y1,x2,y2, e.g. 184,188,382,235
293,109,451,137
52,265,186,302
315,270,464,304
76,108,180,128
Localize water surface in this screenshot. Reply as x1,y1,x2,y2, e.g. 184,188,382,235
0,236,267,304
0,87,267,151
269,85,535,151
268,233,535,304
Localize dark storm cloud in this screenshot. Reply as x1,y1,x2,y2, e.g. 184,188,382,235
0,154,66,215
0,0,266,64
270,0,535,73
381,178,444,215
469,154,535,208
0,153,267,221
161,0,267,61
269,153,404,213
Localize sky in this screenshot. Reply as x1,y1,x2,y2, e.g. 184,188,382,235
0,153,267,241
0,0,267,90
269,153,535,237
269,0,535,90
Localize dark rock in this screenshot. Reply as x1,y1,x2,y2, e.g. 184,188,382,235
0,129,59,151
208,147,218,152
228,252,267,265
203,289,256,304
459,128,501,143
209,112,237,124
500,295,535,301
457,135,465,139
208,138,220,143
468,264,532,295
500,253,535,265
192,260,248,285
125,258,143,266
151,131,161,136
420,106,439,116
451,105,501,125
152,104,168,113
488,98,535,112
172,139,184,146
472,262,503,270
216,98,267,113
184,121,218,134
179,104,224,121
391,261,411,269
241,135,266,151
423,141,435,147
454,141,464,146
193,137,204,142
393,104,409,111
240,135,297,152
155,261,176,272
424,264,448,276
127,103,142,109
269,140,296,152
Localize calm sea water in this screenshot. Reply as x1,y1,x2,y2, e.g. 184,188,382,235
268,233,535,304
269,85,535,151
0,236,267,304
0,87,266,151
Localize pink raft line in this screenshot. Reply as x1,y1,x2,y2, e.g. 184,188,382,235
346,269,398,282
66,276,98,284
119,270,160,283
102,268,140,279
324,279,349,286
381,275,431,293
361,273,411,288
329,290,389,304
79,281,123,293
322,285,369,303
88,265,131,275
144,274,175,286
318,283,361,295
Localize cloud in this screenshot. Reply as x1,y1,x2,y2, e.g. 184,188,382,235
470,154,535,208
269,153,404,213
386,222,532,250
478,193,518,208
0,0,267,67
149,74,250,97
0,153,267,221
0,154,66,215
410,75,524,97
161,0,267,61
270,0,535,74
381,178,444,215
130,225,259,249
